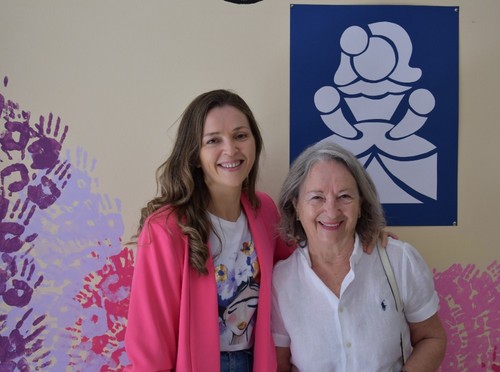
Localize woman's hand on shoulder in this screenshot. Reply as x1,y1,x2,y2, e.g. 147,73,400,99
362,230,399,253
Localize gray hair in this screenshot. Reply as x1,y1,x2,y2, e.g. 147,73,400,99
278,141,386,247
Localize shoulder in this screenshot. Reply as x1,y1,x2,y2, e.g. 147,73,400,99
273,248,303,277
385,238,429,267
384,238,436,292
144,206,179,229
139,206,184,246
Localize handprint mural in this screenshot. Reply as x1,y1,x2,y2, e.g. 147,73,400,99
0,77,132,370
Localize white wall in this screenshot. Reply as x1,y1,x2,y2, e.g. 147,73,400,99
1,0,498,273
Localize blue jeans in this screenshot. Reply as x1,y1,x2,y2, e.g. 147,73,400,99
220,349,253,372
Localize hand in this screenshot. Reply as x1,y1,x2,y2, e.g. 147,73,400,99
379,230,399,247
362,230,399,253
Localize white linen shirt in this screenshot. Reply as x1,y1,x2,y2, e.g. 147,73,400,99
271,235,439,372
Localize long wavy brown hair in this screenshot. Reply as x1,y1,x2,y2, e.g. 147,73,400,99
137,89,263,274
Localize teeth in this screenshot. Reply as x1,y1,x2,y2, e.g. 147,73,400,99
322,222,339,227
220,161,241,168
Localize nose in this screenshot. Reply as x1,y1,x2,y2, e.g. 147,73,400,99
223,139,238,155
324,197,340,216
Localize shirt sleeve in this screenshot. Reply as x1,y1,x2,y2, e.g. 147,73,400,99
398,242,440,323
124,215,184,371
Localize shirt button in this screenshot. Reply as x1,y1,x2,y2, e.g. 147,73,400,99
339,307,344,313
346,342,352,348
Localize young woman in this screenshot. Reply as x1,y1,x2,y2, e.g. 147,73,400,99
124,89,292,371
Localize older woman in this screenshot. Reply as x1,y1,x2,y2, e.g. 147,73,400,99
271,142,446,372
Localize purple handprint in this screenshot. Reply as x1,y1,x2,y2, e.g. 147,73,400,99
0,197,38,254
28,113,68,170
0,308,50,370
1,255,43,307
27,160,71,209
0,223,31,255
1,164,30,197
0,120,31,160
3,279,34,308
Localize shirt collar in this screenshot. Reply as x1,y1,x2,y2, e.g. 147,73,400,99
299,233,363,268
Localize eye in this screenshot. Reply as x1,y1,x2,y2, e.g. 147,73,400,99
205,137,220,145
235,132,250,140
338,194,355,203
309,195,324,201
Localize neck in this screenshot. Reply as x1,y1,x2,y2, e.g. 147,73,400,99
308,236,355,266
308,237,355,297
208,189,242,222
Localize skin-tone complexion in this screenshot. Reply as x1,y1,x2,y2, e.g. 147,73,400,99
199,105,256,222
294,159,361,296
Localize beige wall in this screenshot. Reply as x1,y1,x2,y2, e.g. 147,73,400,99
1,0,498,272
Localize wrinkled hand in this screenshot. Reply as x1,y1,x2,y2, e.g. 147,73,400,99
363,230,399,254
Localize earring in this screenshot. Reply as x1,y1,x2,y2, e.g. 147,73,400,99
296,215,300,221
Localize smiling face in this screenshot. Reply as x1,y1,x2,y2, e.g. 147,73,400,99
295,159,361,250
199,105,256,195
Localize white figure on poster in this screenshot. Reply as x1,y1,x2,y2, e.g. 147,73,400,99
314,21,437,204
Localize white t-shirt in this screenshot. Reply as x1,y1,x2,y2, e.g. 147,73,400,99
271,235,439,372
209,212,260,352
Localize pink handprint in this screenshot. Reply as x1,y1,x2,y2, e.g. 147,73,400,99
28,113,68,170
435,262,499,371
27,160,71,209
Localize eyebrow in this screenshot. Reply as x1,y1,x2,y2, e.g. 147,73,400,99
202,126,251,138
304,188,356,194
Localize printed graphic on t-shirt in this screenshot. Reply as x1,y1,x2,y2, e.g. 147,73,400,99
215,240,260,348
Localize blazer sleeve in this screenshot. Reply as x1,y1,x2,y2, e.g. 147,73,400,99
124,213,185,371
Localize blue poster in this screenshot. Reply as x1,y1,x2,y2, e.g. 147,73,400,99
290,5,459,226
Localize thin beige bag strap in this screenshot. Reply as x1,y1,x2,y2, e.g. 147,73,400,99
376,243,408,363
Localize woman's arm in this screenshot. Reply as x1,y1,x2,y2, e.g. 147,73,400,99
276,347,292,372
125,218,184,371
403,313,447,372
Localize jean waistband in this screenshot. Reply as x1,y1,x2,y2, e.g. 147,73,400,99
220,348,253,355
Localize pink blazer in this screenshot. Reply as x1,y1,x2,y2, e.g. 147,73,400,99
125,192,292,371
